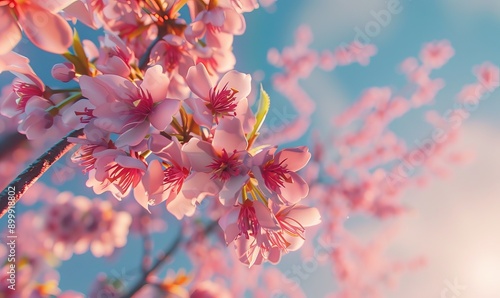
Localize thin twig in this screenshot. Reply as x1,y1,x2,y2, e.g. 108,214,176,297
0,129,84,218
141,224,153,273
121,221,219,298
138,26,167,70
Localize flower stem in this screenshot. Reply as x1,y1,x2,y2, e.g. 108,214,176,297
0,129,84,218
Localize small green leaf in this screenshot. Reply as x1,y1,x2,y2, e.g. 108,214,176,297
73,29,89,70
62,52,87,75
247,84,270,143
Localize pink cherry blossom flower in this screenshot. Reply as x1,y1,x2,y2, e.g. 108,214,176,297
220,200,320,266
17,94,73,140
150,34,195,77
182,117,251,205
193,44,236,75
40,192,131,259
94,33,135,77
419,40,454,69
0,51,43,86
473,62,500,92
185,2,246,49
134,135,195,219
69,122,115,173
0,78,44,118
270,203,321,252
91,149,147,199
80,65,180,147
77,199,132,257
219,199,280,266
185,63,251,127
252,146,311,204
0,52,45,117
51,62,76,82
0,0,74,54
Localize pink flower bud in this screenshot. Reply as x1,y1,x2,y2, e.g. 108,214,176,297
51,62,76,82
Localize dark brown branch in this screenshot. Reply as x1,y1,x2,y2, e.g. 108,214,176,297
0,129,84,218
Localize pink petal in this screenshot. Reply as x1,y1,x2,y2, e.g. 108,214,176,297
98,75,136,100
266,247,282,264
222,223,240,244
181,172,221,200
206,30,233,49
62,1,96,28
277,146,311,172
212,117,247,152
218,70,252,101
149,135,189,168
166,191,196,220
279,172,309,204
185,20,206,43
186,64,214,100
204,9,225,27
251,146,275,166
0,52,44,90
80,75,128,105
283,234,305,251
82,40,99,61
36,0,76,12
218,174,248,206
61,99,94,129
141,65,169,103
250,166,272,198
133,182,151,212
115,121,150,147
142,160,165,198
284,205,321,227
185,97,213,128
115,155,147,171
19,5,72,54
222,8,246,35
149,99,180,130
253,200,280,230
219,207,239,232
0,90,21,118
235,98,255,133
0,8,21,55
182,138,216,172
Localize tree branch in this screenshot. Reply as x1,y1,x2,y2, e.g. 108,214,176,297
0,129,84,218
138,26,167,70
121,221,219,298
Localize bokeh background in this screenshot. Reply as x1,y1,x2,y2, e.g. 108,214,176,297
2,0,500,297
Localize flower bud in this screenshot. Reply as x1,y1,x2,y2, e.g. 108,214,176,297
51,62,76,82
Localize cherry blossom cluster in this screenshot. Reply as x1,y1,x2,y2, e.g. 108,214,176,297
0,211,85,297
0,0,319,267
285,34,499,295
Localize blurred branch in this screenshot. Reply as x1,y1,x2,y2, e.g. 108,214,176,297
0,129,84,218
141,225,153,273
0,132,27,161
121,221,219,298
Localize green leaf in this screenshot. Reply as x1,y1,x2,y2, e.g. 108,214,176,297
73,29,89,69
62,52,87,75
247,84,271,143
